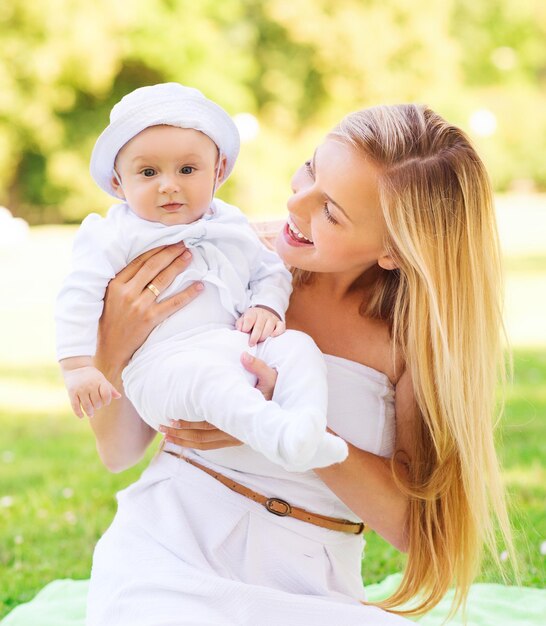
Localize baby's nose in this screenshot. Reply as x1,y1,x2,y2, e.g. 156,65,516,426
159,175,180,193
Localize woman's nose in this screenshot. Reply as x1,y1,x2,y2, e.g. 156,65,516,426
287,183,313,218
287,166,315,215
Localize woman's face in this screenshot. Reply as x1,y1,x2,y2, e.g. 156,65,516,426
276,136,393,277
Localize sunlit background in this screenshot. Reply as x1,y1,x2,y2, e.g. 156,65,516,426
1,0,545,618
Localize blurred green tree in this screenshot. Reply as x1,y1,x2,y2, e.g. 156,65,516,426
450,0,546,190
0,0,544,223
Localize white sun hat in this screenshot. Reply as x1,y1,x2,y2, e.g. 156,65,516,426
90,82,240,197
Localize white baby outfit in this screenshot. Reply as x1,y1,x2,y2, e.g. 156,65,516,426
86,355,409,625
55,199,348,471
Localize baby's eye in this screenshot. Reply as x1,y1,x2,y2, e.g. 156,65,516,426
304,160,314,178
141,168,156,177
180,166,195,175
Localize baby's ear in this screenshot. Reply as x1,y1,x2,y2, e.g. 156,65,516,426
111,174,125,199
216,154,228,185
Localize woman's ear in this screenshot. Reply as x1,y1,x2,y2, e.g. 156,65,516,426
111,174,126,200
378,253,398,271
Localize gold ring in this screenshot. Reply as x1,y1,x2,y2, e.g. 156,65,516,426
146,282,160,297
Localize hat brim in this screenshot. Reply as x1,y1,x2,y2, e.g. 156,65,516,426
90,98,240,197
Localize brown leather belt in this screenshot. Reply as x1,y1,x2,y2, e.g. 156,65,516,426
164,449,365,535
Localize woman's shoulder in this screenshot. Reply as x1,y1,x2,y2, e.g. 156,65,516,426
251,219,284,251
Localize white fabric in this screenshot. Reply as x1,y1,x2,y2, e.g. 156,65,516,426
55,199,347,469
87,357,408,626
186,354,396,518
55,199,291,360
123,328,347,471
90,83,240,196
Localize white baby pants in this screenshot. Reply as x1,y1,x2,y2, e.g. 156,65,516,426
122,328,347,471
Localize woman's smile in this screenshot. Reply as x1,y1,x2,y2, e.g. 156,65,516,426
284,216,314,246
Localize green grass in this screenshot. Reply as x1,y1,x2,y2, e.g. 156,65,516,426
0,366,159,618
1,351,545,619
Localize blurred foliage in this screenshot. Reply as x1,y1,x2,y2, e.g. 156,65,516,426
0,0,544,224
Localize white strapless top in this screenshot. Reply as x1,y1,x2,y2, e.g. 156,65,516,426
173,354,396,522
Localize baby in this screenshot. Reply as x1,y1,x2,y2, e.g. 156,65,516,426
55,83,348,472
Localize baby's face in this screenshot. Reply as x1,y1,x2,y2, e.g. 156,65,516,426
112,125,223,225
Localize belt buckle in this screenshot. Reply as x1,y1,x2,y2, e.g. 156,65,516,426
265,497,292,517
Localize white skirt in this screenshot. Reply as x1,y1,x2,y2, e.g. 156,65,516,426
86,451,410,626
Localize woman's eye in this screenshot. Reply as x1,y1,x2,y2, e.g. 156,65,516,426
323,203,338,225
141,168,156,177
305,161,337,224
180,166,195,175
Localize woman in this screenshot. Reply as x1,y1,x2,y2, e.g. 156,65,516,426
86,104,511,625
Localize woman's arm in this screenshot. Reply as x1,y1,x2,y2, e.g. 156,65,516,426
315,448,408,551
91,352,154,473
89,242,203,472
315,369,415,552
314,449,409,552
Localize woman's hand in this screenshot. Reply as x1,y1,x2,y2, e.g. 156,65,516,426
96,242,203,370
89,242,205,472
158,352,279,449
159,420,243,450
240,352,278,400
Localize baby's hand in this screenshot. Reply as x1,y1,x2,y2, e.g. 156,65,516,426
235,306,285,347
62,366,121,418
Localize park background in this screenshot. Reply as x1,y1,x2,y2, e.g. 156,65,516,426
0,0,545,619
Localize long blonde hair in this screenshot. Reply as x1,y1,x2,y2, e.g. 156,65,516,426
327,105,512,616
